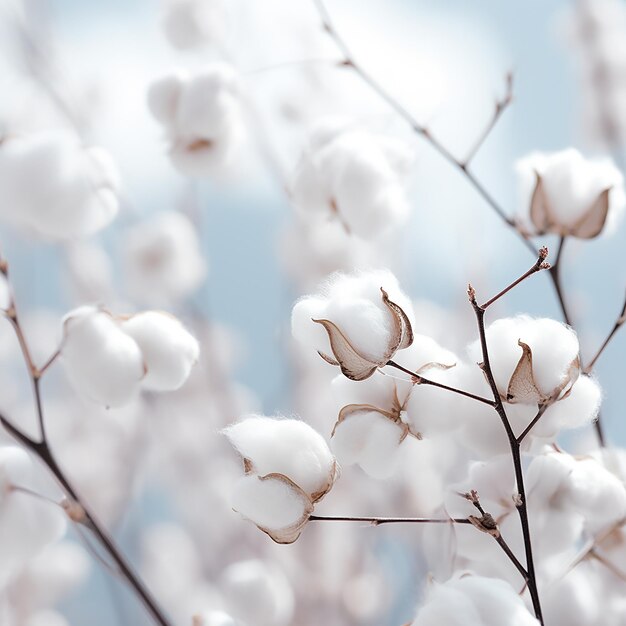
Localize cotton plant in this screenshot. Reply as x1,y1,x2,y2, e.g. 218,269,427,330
147,64,245,177
290,118,414,239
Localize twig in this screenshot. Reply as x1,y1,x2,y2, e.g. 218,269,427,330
385,360,495,406
309,515,471,525
311,0,537,256
585,289,626,373
516,403,550,444
463,72,514,167
547,236,573,327
468,279,545,624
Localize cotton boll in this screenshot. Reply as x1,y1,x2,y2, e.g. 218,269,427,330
291,120,413,239
148,65,244,177
220,559,294,626
467,316,580,404
0,131,120,239
121,311,199,391
122,211,207,306
331,409,406,479
231,474,312,543
162,0,225,50
224,416,335,497
292,270,413,367
61,306,144,407
411,574,540,626
516,149,625,237
542,566,602,626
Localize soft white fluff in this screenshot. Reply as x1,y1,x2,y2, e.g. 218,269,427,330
220,559,294,626
122,311,199,391
61,306,144,407
468,315,580,402
123,211,206,306
224,416,334,496
147,64,244,176
291,119,413,239
0,131,119,239
331,410,405,479
411,574,540,626
516,148,625,236
231,474,309,531
292,269,414,364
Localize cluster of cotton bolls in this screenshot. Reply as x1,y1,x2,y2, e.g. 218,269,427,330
222,265,626,625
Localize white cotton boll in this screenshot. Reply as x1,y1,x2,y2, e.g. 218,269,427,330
121,311,199,391
148,65,244,177
564,456,626,533
0,448,66,585
468,316,580,403
0,131,120,239
291,121,413,239
61,306,144,407
411,574,540,626
231,474,310,534
221,559,294,626
542,567,602,626
292,270,413,365
516,149,625,237
535,374,602,439
24,612,69,626
122,211,207,306
162,0,225,50
224,416,334,497
331,410,406,479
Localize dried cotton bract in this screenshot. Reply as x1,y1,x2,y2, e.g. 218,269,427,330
224,416,337,543
516,148,625,238
61,306,199,407
0,131,120,239
147,65,244,177
292,270,414,380
290,119,413,239
411,574,540,626
468,315,580,405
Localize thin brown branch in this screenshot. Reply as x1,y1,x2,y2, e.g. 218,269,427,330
517,403,550,444
311,0,538,257
385,360,495,406
468,287,544,624
480,246,550,309
463,72,514,167
309,515,471,525
547,236,573,327
585,289,626,373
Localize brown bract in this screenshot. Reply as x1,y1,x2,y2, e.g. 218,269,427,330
505,339,580,405
313,287,413,380
530,172,611,239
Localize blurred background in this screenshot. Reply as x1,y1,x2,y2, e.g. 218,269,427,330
0,0,625,624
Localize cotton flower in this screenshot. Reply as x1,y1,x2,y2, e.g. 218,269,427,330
467,315,580,405
61,306,199,406
147,64,244,177
122,211,207,306
290,119,413,239
225,416,337,543
121,311,199,391
0,447,66,585
516,148,625,238
292,270,414,380
411,573,540,626
162,0,225,50
0,131,120,239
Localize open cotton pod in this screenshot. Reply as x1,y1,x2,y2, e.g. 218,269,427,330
516,148,625,238
224,416,337,543
0,130,120,239
292,270,414,380
467,315,580,405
